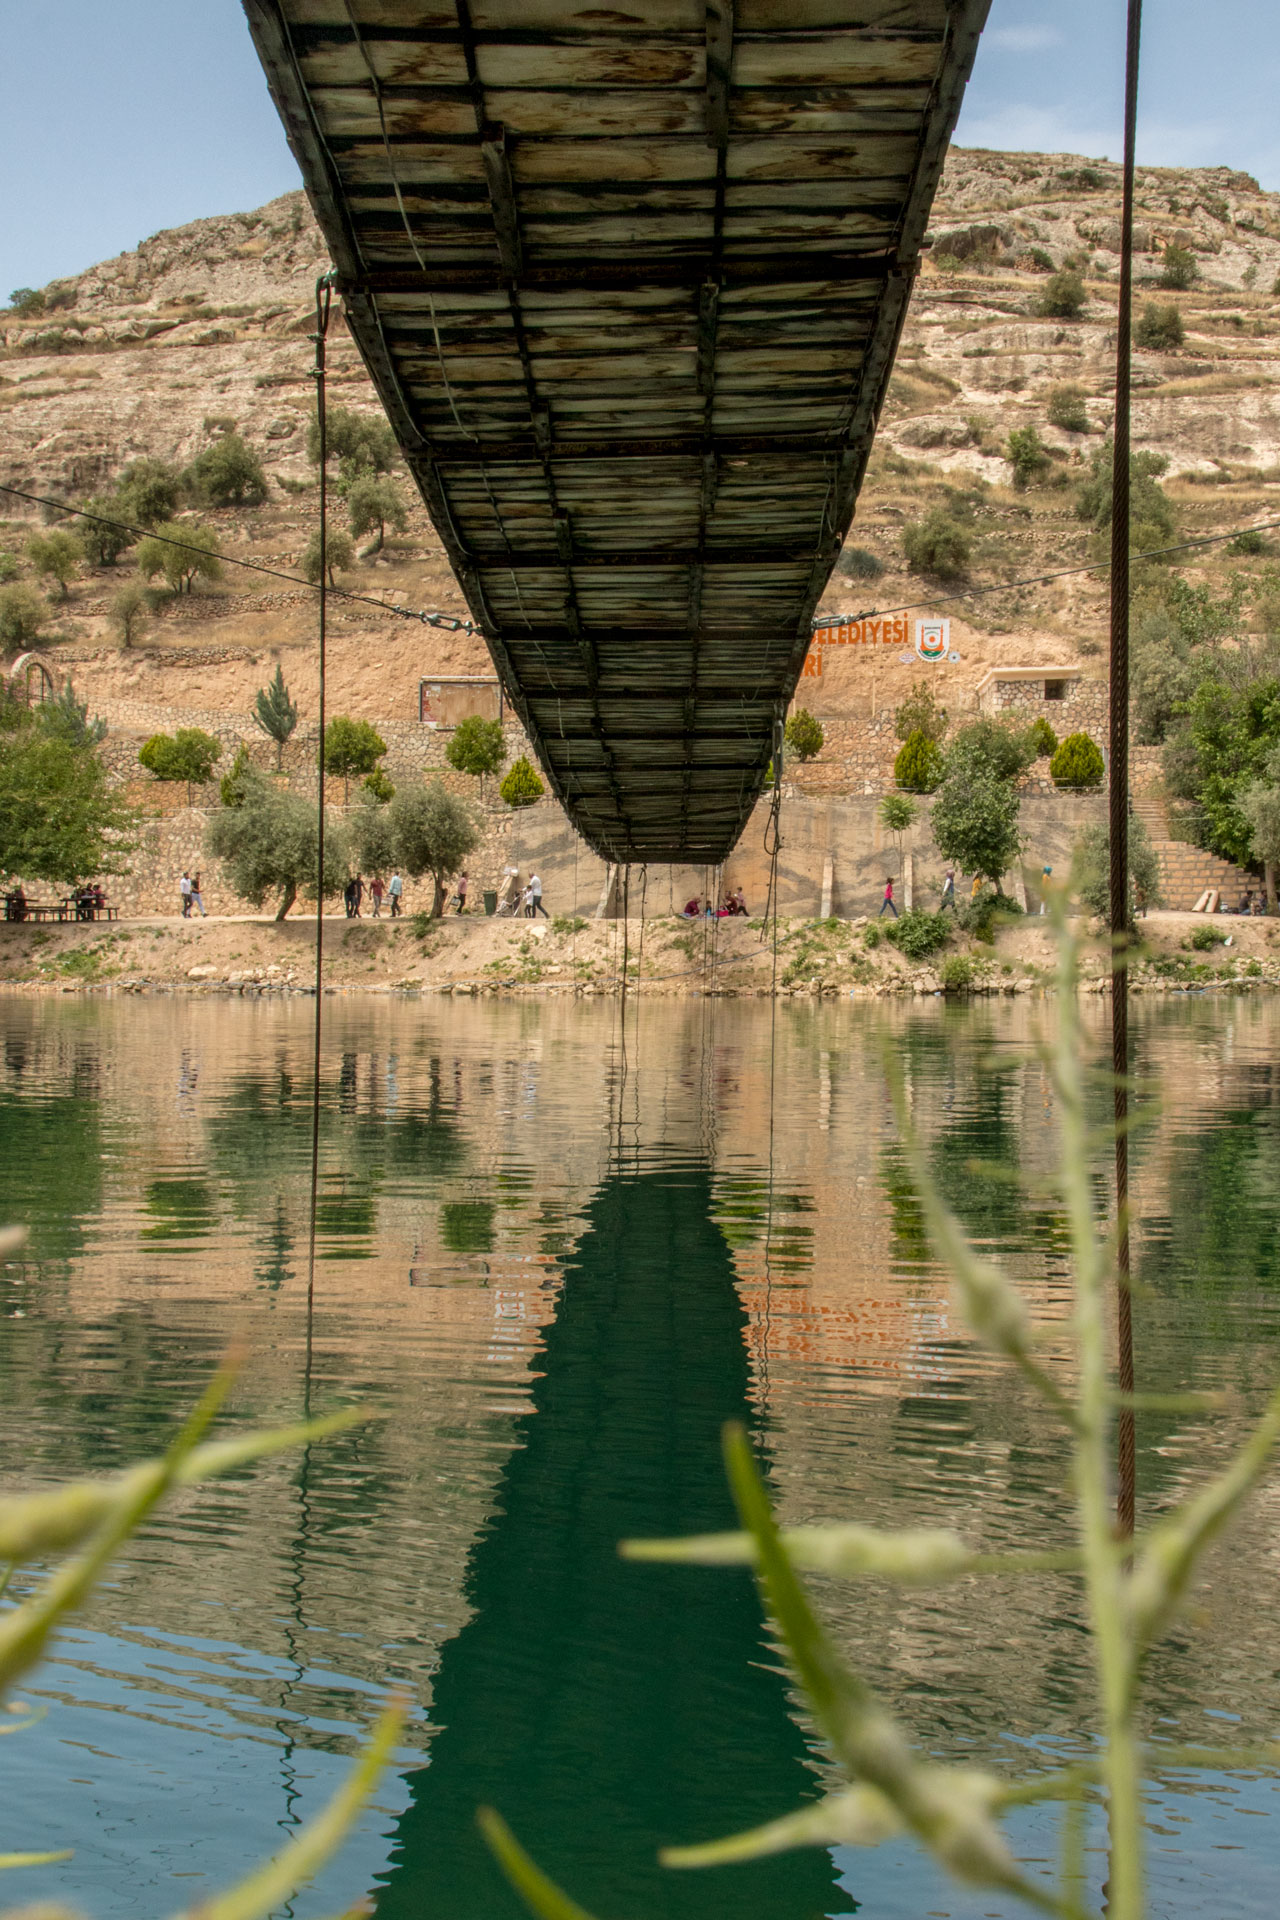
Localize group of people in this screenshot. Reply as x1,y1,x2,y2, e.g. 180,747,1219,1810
179,872,206,918
343,873,404,918
681,888,748,919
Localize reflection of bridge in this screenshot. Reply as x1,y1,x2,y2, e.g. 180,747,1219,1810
373,1167,853,1920
244,2,989,861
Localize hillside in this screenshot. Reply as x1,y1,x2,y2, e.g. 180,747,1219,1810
2,147,1280,729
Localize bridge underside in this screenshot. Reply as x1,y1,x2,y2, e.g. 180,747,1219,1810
244,0,989,861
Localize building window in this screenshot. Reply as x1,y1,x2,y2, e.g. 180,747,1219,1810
1044,679,1066,701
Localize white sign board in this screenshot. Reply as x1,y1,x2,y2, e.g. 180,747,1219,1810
915,617,950,663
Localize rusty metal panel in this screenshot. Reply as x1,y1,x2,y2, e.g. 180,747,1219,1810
242,0,990,860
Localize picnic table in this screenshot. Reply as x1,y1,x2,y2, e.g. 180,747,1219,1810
4,895,118,923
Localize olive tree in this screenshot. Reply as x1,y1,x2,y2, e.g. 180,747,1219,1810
206,773,348,921
136,522,222,595
354,778,479,916
930,765,1022,890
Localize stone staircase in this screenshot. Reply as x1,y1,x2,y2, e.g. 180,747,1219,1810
1150,840,1255,910
1132,796,1255,908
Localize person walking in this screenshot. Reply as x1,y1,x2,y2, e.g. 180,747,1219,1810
528,871,547,917
388,871,403,917
189,872,207,918
940,868,956,912
878,876,898,919
1039,865,1052,914
453,870,469,913
179,872,192,918
370,875,385,918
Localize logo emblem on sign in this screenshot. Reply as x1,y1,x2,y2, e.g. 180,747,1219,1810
915,617,950,662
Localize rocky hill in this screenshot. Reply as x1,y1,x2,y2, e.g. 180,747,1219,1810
2,147,1279,728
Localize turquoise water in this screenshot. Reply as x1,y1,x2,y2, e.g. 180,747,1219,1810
2,990,1280,1919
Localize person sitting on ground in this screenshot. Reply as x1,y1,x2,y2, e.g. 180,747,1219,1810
717,892,734,917
682,896,700,918
879,876,898,919
1237,887,1254,915
1253,892,1267,915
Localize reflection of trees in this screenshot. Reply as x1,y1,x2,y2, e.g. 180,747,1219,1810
204,1056,469,1265
374,1167,852,1920
0,1089,103,1271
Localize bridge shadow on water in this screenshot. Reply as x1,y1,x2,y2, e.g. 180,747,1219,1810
373,1160,853,1920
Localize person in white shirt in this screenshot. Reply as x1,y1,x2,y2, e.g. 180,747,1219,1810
179,872,192,918
527,871,547,917
388,871,403,917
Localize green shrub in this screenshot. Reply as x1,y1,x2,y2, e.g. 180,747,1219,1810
552,914,588,935
324,714,387,802
136,521,222,595
1006,425,1050,489
1230,528,1268,555
1037,269,1086,318
895,680,948,744
1158,242,1198,290
894,729,944,792
1026,245,1054,271
219,742,254,808
26,529,81,598
0,551,19,582
1074,816,1163,921
446,714,506,782
139,727,222,801
301,528,355,584
884,908,951,960
185,432,268,507
500,754,545,808
939,953,976,992
1049,730,1105,788
1077,442,1175,544
0,581,48,647
945,717,1036,784
348,474,407,552
1187,923,1228,950
902,508,971,581
115,457,183,528
1047,383,1090,433
362,766,395,802
79,496,135,566
834,545,883,580
8,285,45,315
957,884,1021,942
862,922,881,949
1027,716,1058,758
784,708,824,762
1135,301,1184,351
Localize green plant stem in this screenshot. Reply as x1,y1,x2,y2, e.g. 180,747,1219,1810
1053,940,1141,1920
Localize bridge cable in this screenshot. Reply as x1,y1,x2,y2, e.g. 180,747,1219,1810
303,273,333,1413
815,516,1280,632
0,481,481,634
759,727,785,1416
1110,0,1143,1545
7,474,1280,650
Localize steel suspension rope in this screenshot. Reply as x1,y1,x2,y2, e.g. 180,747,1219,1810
1111,0,1143,1545
303,273,334,1409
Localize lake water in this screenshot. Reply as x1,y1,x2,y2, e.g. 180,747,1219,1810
3,987,1280,1920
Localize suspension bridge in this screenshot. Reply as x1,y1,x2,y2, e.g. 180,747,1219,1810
243,0,990,861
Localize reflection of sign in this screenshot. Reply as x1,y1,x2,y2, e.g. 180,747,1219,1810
915,617,950,662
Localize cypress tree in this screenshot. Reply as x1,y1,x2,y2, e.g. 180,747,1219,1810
253,665,299,771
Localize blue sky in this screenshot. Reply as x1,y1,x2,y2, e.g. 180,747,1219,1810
2,0,1278,295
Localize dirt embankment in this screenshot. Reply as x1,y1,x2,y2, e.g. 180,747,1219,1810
3,909,1279,1002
